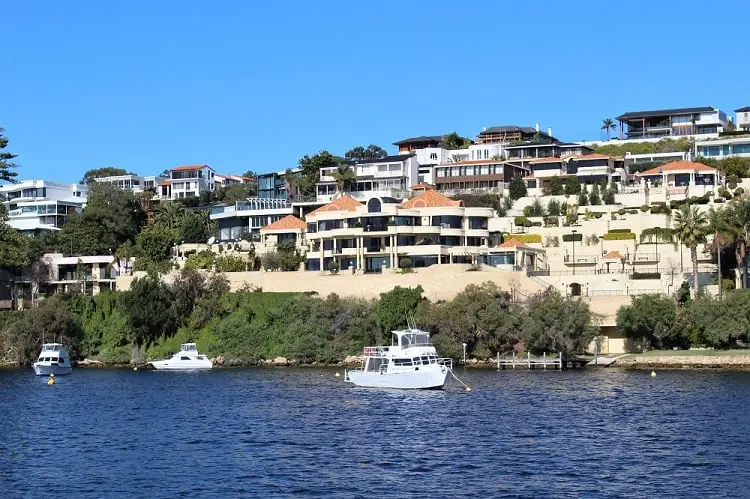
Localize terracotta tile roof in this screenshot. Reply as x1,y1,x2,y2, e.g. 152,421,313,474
260,215,306,232
400,189,464,209
575,153,622,161
309,195,363,215
498,238,526,248
409,183,434,190
637,160,717,176
172,164,210,172
602,250,624,260
161,179,172,185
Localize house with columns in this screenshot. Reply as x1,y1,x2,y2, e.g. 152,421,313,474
302,187,500,273
634,160,722,198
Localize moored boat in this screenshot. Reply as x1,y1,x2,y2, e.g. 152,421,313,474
33,343,73,376
344,329,452,389
149,343,213,370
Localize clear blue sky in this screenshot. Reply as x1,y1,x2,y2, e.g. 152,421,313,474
4,0,749,183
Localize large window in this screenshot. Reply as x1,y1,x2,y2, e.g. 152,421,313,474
469,217,488,229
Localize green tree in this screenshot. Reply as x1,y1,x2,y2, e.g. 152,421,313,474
373,286,423,341
508,176,527,201
331,164,357,194
616,294,681,349
297,151,342,197
218,183,254,203
673,205,708,295
344,145,388,161
521,289,598,356
119,276,174,347
135,226,176,272
180,210,214,244
153,202,186,230
543,176,564,196
0,205,37,270
577,185,589,206
439,132,471,150
0,127,18,183
719,157,750,178
728,198,750,288
589,183,601,205
547,199,561,216
601,118,617,140
564,175,580,196
79,167,132,185
58,183,146,256
707,207,733,298
602,187,615,205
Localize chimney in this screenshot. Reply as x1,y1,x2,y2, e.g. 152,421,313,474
535,123,540,132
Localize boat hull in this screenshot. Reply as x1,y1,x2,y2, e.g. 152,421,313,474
150,359,213,370
346,367,449,390
33,364,73,376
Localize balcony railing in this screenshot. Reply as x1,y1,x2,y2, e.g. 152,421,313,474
631,253,659,262
563,255,599,264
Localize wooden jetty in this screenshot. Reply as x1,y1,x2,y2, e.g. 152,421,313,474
496,352,587,370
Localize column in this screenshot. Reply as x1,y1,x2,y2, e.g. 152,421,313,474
319,237,324,272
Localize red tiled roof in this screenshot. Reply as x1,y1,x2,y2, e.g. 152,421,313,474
260,215,306,232
410,183,434,190
172,164,209,172
309,195,363,215
498,238,526,248
400,189,464,209
637,161,717,176
574,153,622,161
602,250,624,260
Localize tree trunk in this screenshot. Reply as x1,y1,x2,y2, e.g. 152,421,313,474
691,246,699,297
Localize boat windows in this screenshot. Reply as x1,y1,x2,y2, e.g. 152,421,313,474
421,356,430,365
394,358,413,367
365,357,388,372
197,356,206,360
401,333,431,348
180,356,191,361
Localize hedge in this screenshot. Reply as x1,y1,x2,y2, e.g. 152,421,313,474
514,216,533,227
503,233,542,244
602,232,636,241
562,233,584,242
608,228,632,234
632,272,661,280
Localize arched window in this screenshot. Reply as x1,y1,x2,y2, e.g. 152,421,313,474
368,198,382,213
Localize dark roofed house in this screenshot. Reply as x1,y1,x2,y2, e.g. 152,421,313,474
393,136,443,153
616,106,728,140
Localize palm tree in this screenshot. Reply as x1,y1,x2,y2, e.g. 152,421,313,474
707,207,733,297
673,205,708,295
331,164,356,195
601,119,617,141
154,201,185,230
727,197,750,288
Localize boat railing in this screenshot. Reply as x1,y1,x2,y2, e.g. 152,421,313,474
364,346,390,356
438,358,453,370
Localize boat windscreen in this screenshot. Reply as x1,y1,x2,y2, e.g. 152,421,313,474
402,333,431,348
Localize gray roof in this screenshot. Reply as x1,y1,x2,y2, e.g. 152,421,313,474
392,136,443,146
356,154,414,164
616,107,715,121
735,106,750,113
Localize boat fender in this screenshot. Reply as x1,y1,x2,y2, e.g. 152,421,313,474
133,367,138,372
48,378,55,386
49,373,55,378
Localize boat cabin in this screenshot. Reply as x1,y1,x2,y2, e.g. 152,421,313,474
391,330,432,349
37,344,69,364
181,343,198,352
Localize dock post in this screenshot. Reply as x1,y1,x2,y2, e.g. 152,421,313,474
543,351,547,370
559,351,563,370
497,351,500,371
512,351,516,370
527,351,531,369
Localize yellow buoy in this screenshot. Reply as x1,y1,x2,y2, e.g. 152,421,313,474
47,378,55,385
650,370,657,377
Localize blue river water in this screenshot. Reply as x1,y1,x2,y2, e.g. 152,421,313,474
1,367,750,498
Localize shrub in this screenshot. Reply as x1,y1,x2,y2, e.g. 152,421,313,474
327,261,339,274
399,258,412,270
715,197,725,203
617,208,627,215
530,221,542,227
547,199,561,216
594,212,603,219
544,236,560,247
735,187,745,197
503,233,542,244
544,216,559,227
609,228,632,234
718,187,732,199
185,250,216,270
215,255,247,272
562,233,583,242
602,232,636,241
632,272,661,280
514,216,532,227
629,210,639,215
640,205,650,212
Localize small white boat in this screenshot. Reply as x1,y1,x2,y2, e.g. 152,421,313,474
33,343,73,376
344,329,452,389
150,343,213,370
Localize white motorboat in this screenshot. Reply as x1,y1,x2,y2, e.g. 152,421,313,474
149,343,213,370
33,343,73,376
344,329,452,389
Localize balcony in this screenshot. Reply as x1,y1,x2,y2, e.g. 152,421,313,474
563,255,599,265
631,252,659,263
